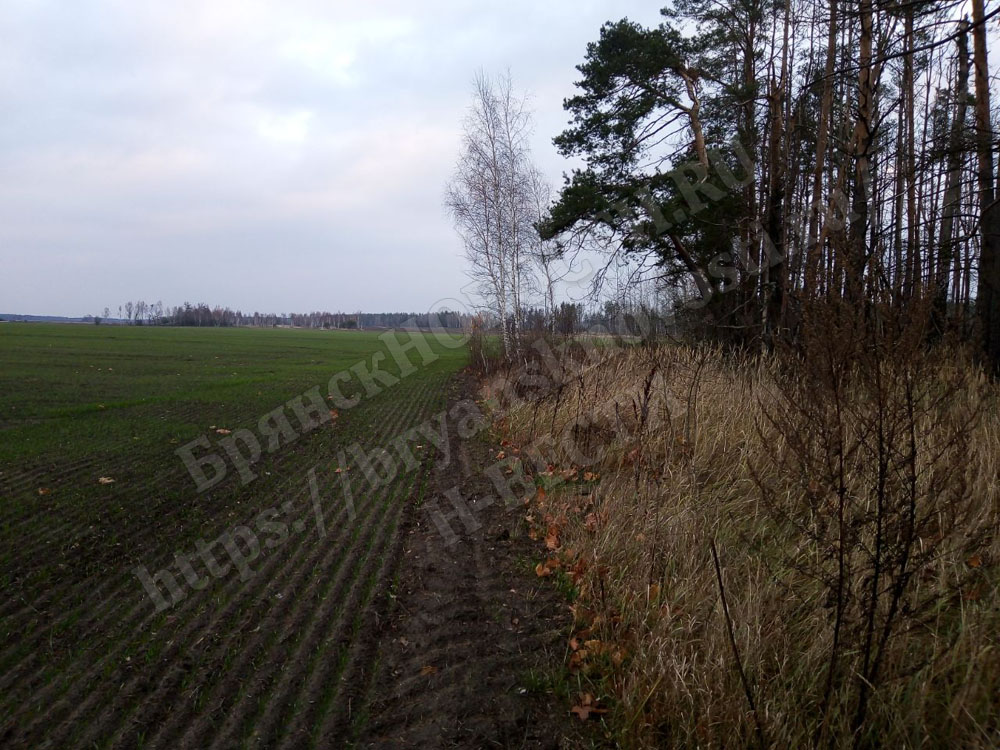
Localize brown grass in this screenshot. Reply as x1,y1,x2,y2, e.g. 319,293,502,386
483,329,1000,748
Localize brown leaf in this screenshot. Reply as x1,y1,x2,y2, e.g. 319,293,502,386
967,554,983,569
419,665,438,676
535,562,552,578
570,704,592,720
570,693,607,720
37,487,51,496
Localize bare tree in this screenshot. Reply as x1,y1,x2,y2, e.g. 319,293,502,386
446,71,540,359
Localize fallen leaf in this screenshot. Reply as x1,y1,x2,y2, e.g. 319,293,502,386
570,693,607,720
98,477,115,485
419,665,438,676
545,532,560,551
535,562,552,578
967,554,983,568
584,513,598,533
37,487,51,496
215,428,231,435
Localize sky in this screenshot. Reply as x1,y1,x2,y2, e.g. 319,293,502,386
0,0,667,318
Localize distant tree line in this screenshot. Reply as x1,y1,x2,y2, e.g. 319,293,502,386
104,301,472,330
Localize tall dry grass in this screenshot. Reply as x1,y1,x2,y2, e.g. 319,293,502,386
484,326,999,748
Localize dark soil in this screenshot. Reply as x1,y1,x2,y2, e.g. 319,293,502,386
357,373,585,749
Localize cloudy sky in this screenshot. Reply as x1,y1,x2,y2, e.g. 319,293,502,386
0,0,665,317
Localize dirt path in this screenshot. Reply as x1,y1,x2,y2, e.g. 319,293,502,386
356,374,581,749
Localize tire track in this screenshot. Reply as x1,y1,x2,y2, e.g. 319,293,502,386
356,375,576,749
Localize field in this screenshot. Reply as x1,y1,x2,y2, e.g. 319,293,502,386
0,324,469,747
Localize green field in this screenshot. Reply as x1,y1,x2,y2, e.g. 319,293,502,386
0,323,467,747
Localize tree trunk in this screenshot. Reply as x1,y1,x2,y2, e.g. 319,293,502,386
903,7,918,299
971,0,1000,371
847,0,875,307
934,25,970,331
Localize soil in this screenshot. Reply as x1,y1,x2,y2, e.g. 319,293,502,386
357,372,584,749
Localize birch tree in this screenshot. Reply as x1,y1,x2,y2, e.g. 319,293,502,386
446,71,541,359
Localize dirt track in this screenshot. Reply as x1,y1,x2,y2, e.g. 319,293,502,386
358,376,580,748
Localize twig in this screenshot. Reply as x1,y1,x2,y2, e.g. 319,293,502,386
711,538,766,748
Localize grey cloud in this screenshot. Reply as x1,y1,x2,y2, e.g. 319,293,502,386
0,0,663,317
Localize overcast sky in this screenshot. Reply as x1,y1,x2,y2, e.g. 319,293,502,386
0,0,666,317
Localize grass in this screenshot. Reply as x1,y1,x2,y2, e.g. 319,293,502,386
0,322,467,748
0,324,459,462
487,338,1000,748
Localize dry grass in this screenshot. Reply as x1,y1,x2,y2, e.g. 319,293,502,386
484,337,1000,748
